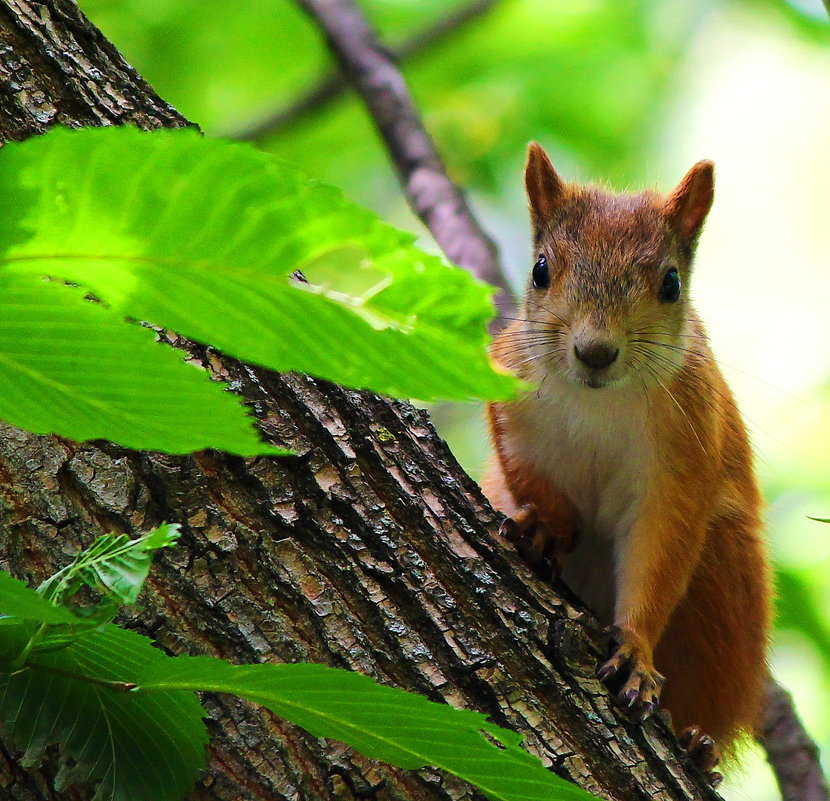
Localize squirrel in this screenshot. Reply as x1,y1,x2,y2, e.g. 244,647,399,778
482,142,771,780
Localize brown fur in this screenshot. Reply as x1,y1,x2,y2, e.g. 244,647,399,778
483,143,771,758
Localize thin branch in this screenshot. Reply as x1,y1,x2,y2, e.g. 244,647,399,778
236,0,501,142
759,678,829,801
234,71,342,142
293,0,515,322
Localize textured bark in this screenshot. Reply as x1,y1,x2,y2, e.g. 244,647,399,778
0,361,720,801
0,3,737,801
0,0,186,138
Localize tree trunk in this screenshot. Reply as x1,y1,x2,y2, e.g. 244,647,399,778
0,3,721,800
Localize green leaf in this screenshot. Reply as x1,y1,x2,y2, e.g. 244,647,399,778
0,272,282,455
38,523,181,607
0,571,79,626
0,572,98,662
137,658,598,801
0,125,515,406
1,526,180,662
0,624,208,801
807,516,830,523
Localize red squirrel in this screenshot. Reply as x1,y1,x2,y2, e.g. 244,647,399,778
483,143,771,779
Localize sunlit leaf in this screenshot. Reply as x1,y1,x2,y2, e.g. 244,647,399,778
0,126,514,406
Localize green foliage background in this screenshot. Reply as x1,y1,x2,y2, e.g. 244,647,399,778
70,1,830,799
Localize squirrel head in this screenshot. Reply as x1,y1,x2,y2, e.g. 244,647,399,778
518,142,714,390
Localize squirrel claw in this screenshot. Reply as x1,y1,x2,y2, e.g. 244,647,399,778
598,633,664,720
499,504,575,582
621,687,639,707
679,725,721,786
498,516,522,543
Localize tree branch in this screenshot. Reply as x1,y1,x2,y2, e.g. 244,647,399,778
760,678,829,801
235,0,501,142
293,0,515,323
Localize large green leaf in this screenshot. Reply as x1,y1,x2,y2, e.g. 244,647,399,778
1,571,595,801
0,126,514,409
0,272,277,455
0,623,208,801
138,657,597,801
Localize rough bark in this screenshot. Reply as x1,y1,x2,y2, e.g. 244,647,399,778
0,0,186,138
0,361,720,801
0,3,745,801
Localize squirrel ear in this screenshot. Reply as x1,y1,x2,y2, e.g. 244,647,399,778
525,142,565,226
666,160,715,244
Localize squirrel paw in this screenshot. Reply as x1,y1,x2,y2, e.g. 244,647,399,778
679,726,722,788
499,504,573,581
597,630,665,720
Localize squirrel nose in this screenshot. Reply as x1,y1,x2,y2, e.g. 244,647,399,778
574,340,619,369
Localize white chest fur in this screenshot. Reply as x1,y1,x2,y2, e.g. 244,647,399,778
503,379,652,621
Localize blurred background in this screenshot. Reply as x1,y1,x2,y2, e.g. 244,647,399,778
79,0,829,797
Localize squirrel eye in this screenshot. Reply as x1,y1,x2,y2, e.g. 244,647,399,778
532,255,550,289
659,268,681,302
